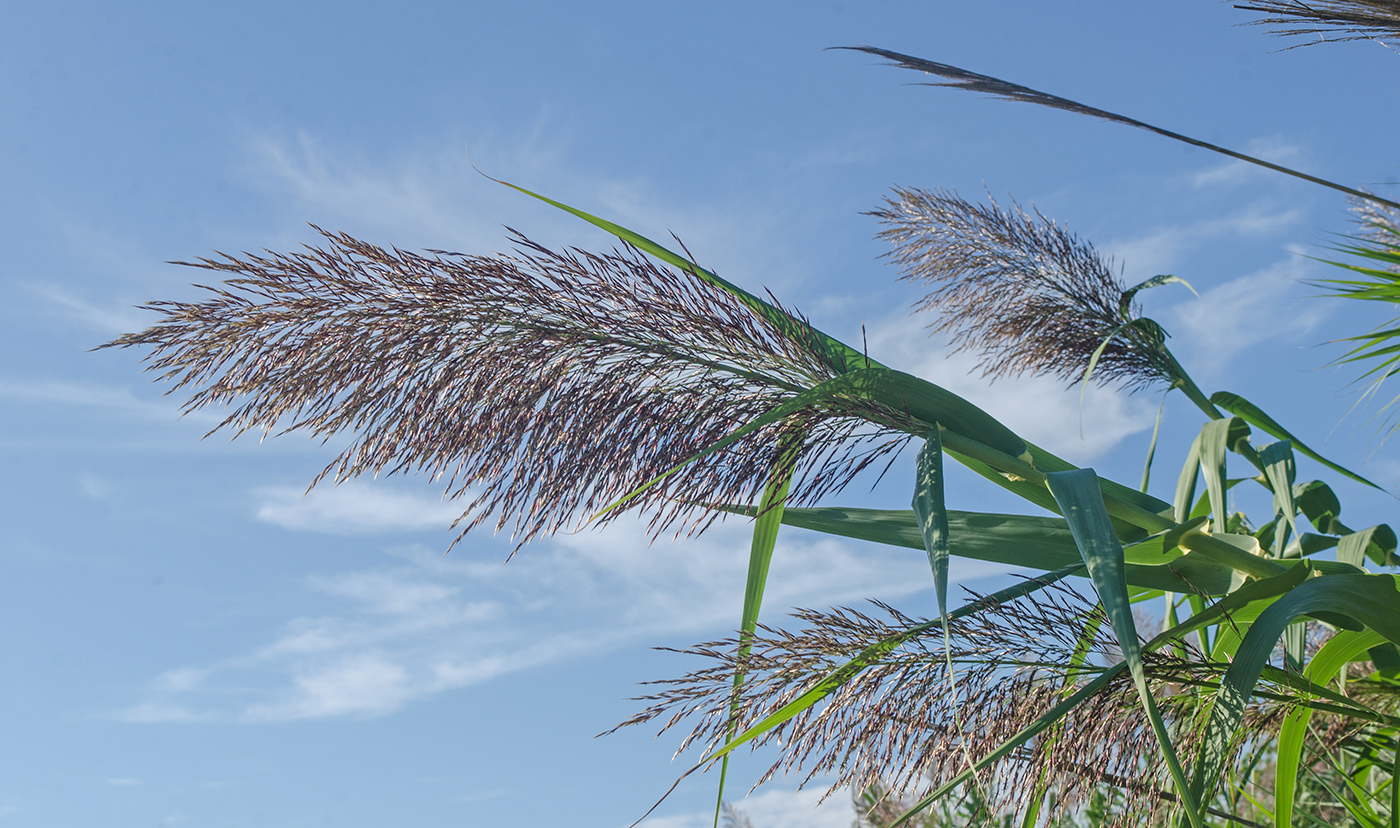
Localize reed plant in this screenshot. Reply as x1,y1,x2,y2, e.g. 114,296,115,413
103,6,1400,827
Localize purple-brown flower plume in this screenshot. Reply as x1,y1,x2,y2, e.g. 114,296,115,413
870,187,1175,391
1237,1,1400,46
103,229,916,550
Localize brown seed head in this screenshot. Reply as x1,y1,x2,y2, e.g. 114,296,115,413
870,187,1174,391
103,228,914,551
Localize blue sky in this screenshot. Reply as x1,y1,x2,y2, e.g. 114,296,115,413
6,2,1400,826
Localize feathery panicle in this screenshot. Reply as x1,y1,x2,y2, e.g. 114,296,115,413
871,187,1174,390
103,228,917,550
1237,1,1400,47
617,585,1293,827
1350,191,1400,256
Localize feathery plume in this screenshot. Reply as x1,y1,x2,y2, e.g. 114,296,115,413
1237,1,1400,46
103,228,918,550
616,585,1292,827
1350,191,1400,257
870,187,1174,390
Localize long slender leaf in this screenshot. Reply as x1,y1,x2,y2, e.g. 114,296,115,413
1120,273,1198,313
1176,433,1203,524
1046,469,1203,828
713,433,801,827
1191,573,1400,807
1275,629,1388,828
839,46,1400,210
594,365,1026,520
478,167,870,374
1143,390,1169,492
724,504,1236,593
912,431,952,617
1212,391,1383,490
1026,438,1174,517
1260,440,1299,555
911,429,989,797
1200,418,1241,531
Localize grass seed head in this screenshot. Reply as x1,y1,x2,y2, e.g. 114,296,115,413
104,228,915,551
871,187,1175,391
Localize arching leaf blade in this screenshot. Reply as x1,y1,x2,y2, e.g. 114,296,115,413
1212,391,1383,490
1046,469,1203,828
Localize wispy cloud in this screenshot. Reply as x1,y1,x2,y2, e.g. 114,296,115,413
0,377,188,421
114,514,985,723
1190,136,1306,190
26,283,151,334
242,129,826,302
244,131,529,252
1167,251,1331,380
1103,203,1305,280
252,482,467,536
650,786,854,828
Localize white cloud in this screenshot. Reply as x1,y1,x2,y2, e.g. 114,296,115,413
78,472,111,499
866,313,1155,462
152,668,208,693
115,512,994,723
652,786,854,828
1190,136,1305,190
104,778,141,787
244,653,412,721
1167,253,1331,380
27,283,150,334
241,128,825,303
1103,203,1304,280
0,378,184,420
246,131,517,252
252,481,467,535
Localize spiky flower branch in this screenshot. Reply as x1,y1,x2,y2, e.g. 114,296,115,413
613,584,1288,828
1237,1,1400,46
104,229,918,548
870,188,1174,391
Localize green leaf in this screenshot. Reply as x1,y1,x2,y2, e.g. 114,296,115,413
1144,563,1311,655
729,505,1236,594
1045,469,1203,828
1025,438,1173,517
1340,527,1379,568
1211,391,1383,490
1079,319,1145,421
1295,480,1348,536
713,433,801,827
1175,433,1202,525
482,171,869,375
912,432,951,617
1190,573,1400,806
1199,418,1242,531
1275,629,1388,828
1142,391,1169,492
1178,530,1287,581
1260,440,1298,555
911,429,991,799
594,365,1026,521
1119,273,1198,316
